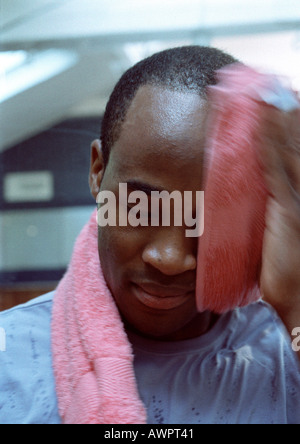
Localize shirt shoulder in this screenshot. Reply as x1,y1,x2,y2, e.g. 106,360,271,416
0,291,54,316
0,292,61,424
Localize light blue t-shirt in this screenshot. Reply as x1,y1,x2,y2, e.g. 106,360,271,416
0,292,299,424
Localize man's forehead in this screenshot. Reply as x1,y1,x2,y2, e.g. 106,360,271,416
112,84,208,160
125,84,208,127
105,89,206,193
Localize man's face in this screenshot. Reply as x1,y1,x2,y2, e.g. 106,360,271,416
96,85,212,340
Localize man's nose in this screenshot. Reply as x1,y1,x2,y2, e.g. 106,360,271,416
142,228,197,276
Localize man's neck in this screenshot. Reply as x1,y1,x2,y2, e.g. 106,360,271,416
126,311,220,342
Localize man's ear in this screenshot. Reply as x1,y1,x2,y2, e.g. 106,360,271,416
89,139,105,200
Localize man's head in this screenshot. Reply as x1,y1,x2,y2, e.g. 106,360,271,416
100,45,237,167
89,46,236,340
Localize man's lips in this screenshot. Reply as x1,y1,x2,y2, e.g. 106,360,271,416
132,282,195,310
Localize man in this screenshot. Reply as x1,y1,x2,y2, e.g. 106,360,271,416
0,46,299,424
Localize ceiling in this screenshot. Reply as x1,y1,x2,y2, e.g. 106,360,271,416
1,0,300,152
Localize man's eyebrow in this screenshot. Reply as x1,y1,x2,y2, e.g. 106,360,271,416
126,180,166,195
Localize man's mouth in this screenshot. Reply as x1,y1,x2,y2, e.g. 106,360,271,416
132,282,194,310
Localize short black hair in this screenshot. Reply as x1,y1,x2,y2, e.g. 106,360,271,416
100,45,237,166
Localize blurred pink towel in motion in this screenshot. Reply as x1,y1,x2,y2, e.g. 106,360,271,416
52,209,147,424
196,64,290,313
196,64,271,314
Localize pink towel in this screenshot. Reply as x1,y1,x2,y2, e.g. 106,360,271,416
51,209,147,424
196,64,290,313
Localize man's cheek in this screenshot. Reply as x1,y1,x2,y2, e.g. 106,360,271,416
98,226,132,272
